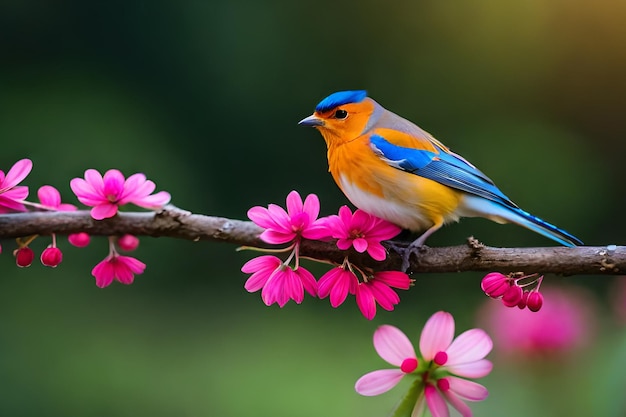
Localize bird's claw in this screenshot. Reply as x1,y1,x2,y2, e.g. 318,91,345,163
386,241,424,272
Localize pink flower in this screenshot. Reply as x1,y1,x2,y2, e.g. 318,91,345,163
324,206,401,261
37,185,77,211
92,254,146,288
247,190,328,244
241,255,317,307
355,271,411,320
318,268,411,319
70,169,171,220
479,286,595,355
0,159,32,213
318,266,358,307
356,311,492,417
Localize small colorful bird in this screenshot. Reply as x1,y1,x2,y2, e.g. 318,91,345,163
299,90,582,268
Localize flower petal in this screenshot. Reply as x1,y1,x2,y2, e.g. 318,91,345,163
132,191,171,208
445,329,493,366
425,384,450,417
442,389,473,417
259,230,295,245
318,268,355,307
91,203,119,220
241,255,281,273
286,190,304,217
366,243,387,261
375,271,411,290
420,311,455,361
70,178,103,205
102,169,126,200
448,376,489,401
117,255,146,274
84,169,104,194
247,206,279,229
373,325,416,367
354,369,405,396
0,189,29,211
295,266,318,297
92,258,115,288
353,237,368,253
446,359,493,379
368,280,400,311
356,284,377,320
1,159,32,189
267,204,292,231
37,185,61,208
302,193,320,221
338,205,353,226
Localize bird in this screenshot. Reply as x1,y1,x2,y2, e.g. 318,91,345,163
298,90,582,269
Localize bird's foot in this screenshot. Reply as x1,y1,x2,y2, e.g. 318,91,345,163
386,241,426,272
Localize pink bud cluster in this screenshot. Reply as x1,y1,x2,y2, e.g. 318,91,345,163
243,190,412,320
481,272,544,312
0,159,170,287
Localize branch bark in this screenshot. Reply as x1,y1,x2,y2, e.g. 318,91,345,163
0,206,623,275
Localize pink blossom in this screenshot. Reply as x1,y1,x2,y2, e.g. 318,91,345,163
247,190,328,244
324,206,401,260
92,254,146,288
318,266,358,308
37,185,90,249
37,185,77,211
355,271,411,320
0,159,32,213
356,311,492,417
70,169,171,220
241,255,317,307
479,286,595,355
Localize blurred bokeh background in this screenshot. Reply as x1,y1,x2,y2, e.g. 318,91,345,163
1,0,625,416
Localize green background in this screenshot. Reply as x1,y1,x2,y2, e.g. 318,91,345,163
1,1,625,416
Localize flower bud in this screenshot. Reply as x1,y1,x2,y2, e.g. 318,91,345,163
41,246,63,268
68,232,90,247
526,291,544,312
117,234,140,251
502,284,523,307
481,272,509,298
517,290,529,309
15,247,35,267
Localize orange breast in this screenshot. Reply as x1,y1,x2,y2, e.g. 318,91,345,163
326,135,464,231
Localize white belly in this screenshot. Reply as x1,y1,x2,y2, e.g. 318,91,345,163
339,174,436,231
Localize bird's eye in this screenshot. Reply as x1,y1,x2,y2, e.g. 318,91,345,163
334,109,348,119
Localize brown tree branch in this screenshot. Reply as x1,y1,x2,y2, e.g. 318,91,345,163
0,206,623,275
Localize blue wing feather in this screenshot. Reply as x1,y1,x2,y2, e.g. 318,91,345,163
370,134,517,208
369,134,583,246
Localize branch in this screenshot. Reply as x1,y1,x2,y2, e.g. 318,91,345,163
0,207,623,275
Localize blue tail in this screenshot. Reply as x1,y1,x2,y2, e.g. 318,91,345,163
462,196,583,246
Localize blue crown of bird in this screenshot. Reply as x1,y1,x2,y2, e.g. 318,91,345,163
299,90,582,268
